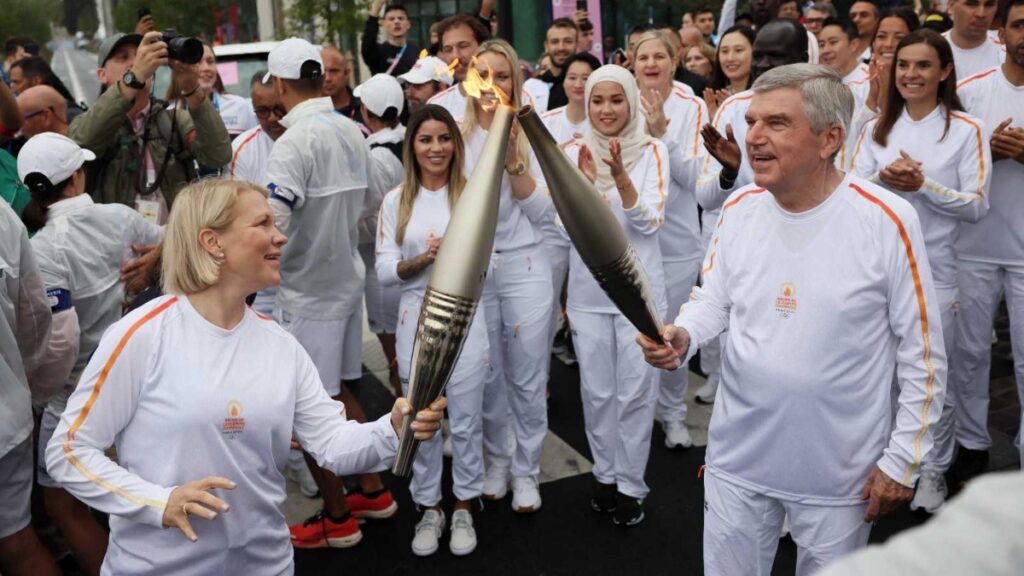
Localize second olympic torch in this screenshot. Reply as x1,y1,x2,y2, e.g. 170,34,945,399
517,106,665,346
392,105,513,477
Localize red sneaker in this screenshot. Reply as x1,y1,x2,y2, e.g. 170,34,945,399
345,489,398,520
289,510,362,548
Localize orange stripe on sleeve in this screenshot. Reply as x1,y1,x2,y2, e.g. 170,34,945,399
62,296,179,509
701,187,766,274
956,67,997,90
949,112,987,196
229,128,263,178
852,184,936,485
652,143,667,220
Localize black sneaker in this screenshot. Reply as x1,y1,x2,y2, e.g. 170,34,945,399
612,492,644,527
949,447,989,492
590,482,617,513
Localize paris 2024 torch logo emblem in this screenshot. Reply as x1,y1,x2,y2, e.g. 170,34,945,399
222,400,246,439
774,282,798,319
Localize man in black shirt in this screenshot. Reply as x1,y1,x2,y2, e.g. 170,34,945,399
362,0,419,76
534,18,578,111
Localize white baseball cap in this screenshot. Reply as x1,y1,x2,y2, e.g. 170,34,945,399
17,132,95,188
353,74,405,118
398,55,454,86
262,38,324,84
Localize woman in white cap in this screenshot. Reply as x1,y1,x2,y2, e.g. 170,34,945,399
45,178,445,574
459,39,554,513
19,131,163,576
354,73,406,397
377,104,488,557
562,64,668,527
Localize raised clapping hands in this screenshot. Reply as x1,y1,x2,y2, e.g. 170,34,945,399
702,87,730,120
163,476,236,542
861,466,913,523
577,139,626,181
636,324,688,371
991,118,1024,164
866,55,892,113
879,150,925,192
701,123,742,174
390,396,447,440
640,89,670,138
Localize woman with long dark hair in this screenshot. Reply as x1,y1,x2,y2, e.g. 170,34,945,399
707,25,756,117
376,104,487,557
852,28,991,514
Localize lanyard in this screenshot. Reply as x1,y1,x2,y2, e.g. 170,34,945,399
385,43,408,75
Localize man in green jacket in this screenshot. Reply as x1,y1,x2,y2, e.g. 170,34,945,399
70,32,231,219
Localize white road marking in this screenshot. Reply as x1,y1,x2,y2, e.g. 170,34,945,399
59,48,89,105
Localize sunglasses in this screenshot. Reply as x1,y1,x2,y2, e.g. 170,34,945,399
22,106,53,120
254,105,287,119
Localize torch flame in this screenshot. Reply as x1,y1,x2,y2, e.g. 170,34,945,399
461,56,512,112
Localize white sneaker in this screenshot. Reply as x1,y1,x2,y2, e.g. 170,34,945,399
511,476,542,513
910,470,947,513
695,374,719,404
448,509,477,556
482,464,509,500
663,420,693,449
285,459,319,498
411,509,445,557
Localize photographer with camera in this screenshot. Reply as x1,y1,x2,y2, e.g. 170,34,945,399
69,31,231,222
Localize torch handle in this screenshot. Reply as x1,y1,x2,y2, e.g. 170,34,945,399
392,414,418,477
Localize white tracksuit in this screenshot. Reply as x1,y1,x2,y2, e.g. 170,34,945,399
657,84,709,424
463,124,555,480
953,67,1024,463
46,295,399,575
562,141,668,499
695,92,755,395
942,31,1007,80
539,106,584,349
0,201,51,539
266,97,369,392
376,185,489,505
852,105,991,472
29,194,161,486
677,177,946,576
361,126,405,335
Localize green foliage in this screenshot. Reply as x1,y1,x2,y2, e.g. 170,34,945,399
0,0,59,49
286,0,370,46
113,0,219,40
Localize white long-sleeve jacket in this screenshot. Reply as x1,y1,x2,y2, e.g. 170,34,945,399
676,176,946,503
46,295,399,575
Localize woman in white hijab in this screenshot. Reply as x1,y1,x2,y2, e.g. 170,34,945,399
560,64,669,527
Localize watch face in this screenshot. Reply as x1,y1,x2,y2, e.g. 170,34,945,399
123,71,140,87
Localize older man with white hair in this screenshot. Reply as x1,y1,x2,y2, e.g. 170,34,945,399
639,64,946,576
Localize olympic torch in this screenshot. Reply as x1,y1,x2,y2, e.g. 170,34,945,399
392,104,513,477
517,106,665,345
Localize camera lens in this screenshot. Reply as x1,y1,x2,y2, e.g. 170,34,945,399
169,36,203,64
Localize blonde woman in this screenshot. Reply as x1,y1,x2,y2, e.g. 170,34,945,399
460,39,555,512
631,30,709,450
565,64,669,526
45,179,444,574
376,104,488,557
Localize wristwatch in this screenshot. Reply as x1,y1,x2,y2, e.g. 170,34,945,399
506,162,526,176
122,70,146,90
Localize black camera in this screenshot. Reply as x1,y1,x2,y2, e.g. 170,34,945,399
161,29,203,64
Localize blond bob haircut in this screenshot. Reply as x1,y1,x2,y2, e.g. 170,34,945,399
462,38,531,170
162,179,269,295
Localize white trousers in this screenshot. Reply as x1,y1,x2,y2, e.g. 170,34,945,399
358,242,400,335
571,309,658,499
921,287,959,472
658,258,701,422
480,244,554,478
544,241,571,343
703,470,871,576
952,259,1024,463
396,293,488,505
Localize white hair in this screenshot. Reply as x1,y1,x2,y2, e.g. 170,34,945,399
752,63,853,140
